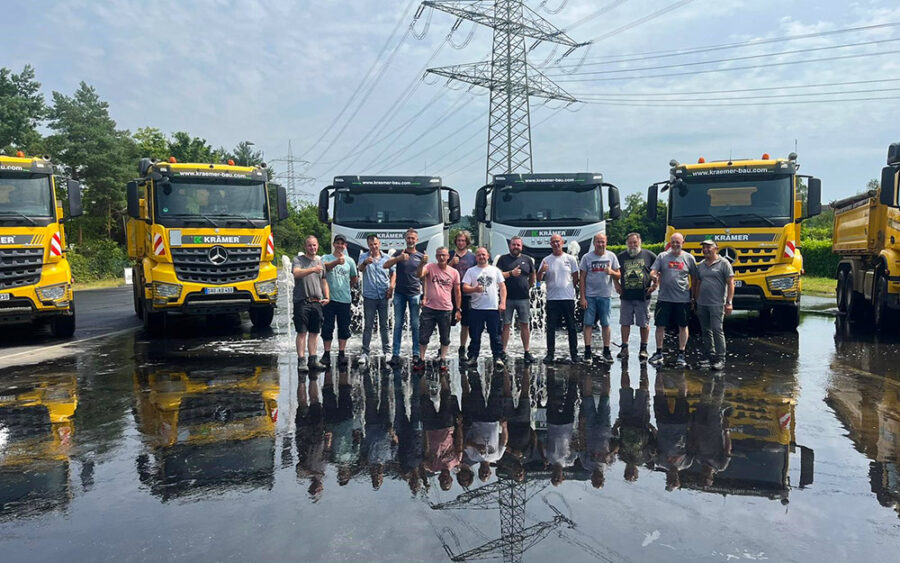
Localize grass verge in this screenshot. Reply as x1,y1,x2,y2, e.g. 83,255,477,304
74,278,126,291
802,276,836,297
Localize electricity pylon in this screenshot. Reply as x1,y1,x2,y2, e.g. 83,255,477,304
423,1,586,180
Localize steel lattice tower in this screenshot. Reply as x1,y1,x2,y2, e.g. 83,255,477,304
423,1,585,180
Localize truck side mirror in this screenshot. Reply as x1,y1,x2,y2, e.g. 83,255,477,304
126,181,140,218
806,178,822,218
881,166,899,208
275,184,289,222
318,187,331,224
447,189,461,224
604,183,621,220
67,179,83,218
474,186,488,222
647,184,658,221
799,445,814,488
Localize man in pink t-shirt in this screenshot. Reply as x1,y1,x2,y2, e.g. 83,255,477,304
420,373,463,490
416,246,461,371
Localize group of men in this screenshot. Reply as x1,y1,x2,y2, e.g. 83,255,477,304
290,228,735,373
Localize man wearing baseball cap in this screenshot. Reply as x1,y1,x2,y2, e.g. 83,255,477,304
695,239,735,370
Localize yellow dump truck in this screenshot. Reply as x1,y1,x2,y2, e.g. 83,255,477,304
0,152,83,337
832,142,900,331
649,153,822,329
126,157,289,333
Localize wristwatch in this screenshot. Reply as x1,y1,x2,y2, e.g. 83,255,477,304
726,301,733,306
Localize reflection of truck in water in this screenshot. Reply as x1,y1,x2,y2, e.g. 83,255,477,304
649,154,822,329
318,175,460,260
126,158,289,333
0,372,78,518
0,152,83,337
832,142,900,331
475,173,621,261
132,357,278,500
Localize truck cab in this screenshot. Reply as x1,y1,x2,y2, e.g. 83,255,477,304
0,152,82,337
126,157,289,333
318,175,460,260
649,154,821,329
475,173,621,261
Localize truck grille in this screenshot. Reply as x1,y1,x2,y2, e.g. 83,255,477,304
690,248,777,275
178,391,266,425
0,248,43,290
171,247,260,285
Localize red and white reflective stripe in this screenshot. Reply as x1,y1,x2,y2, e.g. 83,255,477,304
153,233,165,256
783,240,796,259
266,233,275,256
271,407,278,423
49,232,62,257
779,411,791,429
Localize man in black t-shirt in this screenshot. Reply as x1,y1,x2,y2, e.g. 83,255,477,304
614,232,658,361
497,236,536,363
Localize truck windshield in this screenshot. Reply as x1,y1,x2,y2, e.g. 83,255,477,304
0,173,54,224
492,184,603,226
333,189,442,228
670,176,793,228
154,179,268,227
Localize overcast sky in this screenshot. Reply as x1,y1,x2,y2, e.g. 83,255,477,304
4,0,899,210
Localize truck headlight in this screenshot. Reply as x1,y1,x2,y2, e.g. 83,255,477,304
255,280,277,296
154,282,182,300
36,283,68,302
767,275,798,292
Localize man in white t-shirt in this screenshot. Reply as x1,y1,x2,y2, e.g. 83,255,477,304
579,233,621,364
538,234,580,364
462,247,507,369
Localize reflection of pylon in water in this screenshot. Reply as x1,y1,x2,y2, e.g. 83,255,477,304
431,478,572,563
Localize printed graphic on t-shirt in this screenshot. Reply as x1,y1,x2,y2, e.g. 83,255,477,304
589,259,609,273
668,261,685,270
623,260,644,290
477,273,494,289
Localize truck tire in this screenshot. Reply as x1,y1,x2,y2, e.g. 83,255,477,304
133,269,144,319
143,305,166,335
249,307,275,328
51,303,76,338
873,272,892,331
773,305,800,331
836,270,849,313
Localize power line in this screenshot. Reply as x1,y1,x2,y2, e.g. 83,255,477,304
547,37,900,76
551,48,900,82
569,77,900,97
584,0,695,44
580,95,899,107
577,86,900,102
561,0,629,32
382,111,485,171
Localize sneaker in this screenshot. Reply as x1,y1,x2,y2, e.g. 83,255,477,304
338,351,348,366
648,351,664,366
308,356,326,371
675,353,687,368
711,359,725,371
358,352,369,366
558,357,573,365
458,346,467,360
523,351,536,364
413,357,426,371
439,359,449,372
321,351,331,367
616,345,629,359
493,356,505,369
601,349,614,364
698,358,711,369
638,347,649,361
465,356,480,368
584,351,593,363
298,359,309,373
543,354,555,365
388,355,402,367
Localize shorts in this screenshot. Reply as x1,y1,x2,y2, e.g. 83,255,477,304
654,300,691,328
420,306,452,346
503,298,531,325
323,383,353,424
619,299,651,327
459,295,472,327
293,301,323,334
322,300,352,341
582,296,611,327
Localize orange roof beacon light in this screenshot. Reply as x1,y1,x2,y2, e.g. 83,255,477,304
227,159,235,166
697,157,706,164
16,151,25,157
168,156,177,163
761,153,770,160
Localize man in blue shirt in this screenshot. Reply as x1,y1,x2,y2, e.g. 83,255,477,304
358,234,396,365
384,228,425,366
322,234,358,367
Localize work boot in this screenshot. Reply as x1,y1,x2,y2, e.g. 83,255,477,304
308,355,326,371
297,358,309,373
616,344,629,359
649,351,664,366
321,350,331,367
523,351,536,364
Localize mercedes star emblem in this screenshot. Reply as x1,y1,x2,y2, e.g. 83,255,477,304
719,247,737,264
208,245,228,265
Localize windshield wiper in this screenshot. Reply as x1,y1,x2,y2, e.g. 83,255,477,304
0,212,37,226
220,214,258,227
723,213,776,227
678,213,728,227
164,213,219,227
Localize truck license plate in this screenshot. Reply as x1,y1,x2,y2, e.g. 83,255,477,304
204,287,234,295
734,280,743,288
0,294,9,301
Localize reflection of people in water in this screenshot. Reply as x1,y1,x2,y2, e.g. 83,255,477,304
363,368,397,490
323,369,361,487
500,366,537,483
542,372,580,487
461,368,509,485
654,372,692,491
296,374,326,501
579,372,617,489
688,378,732,487
614,362,657,482
420,369,463,491
394,365,425,494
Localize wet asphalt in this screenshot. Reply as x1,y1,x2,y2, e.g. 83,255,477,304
0,293,898,562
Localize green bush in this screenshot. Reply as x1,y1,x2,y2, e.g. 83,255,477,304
799,239,838,278
607,243,665,255
69,239,129,282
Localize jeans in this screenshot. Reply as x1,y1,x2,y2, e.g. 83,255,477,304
362,297,390,354
697,304,726,360
546,299,578,359
467,308,503,359
392,293,421,357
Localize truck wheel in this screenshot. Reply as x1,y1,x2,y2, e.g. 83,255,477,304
873,273,892,331
133,269,144,319
836,270,849,313
143,306,166,335
249,307,275,328
51,305,76,338
773,305,800,331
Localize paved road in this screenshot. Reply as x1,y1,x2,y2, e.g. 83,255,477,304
0,286,141,368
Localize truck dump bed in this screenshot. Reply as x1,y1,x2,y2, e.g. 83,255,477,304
831,190,886,254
